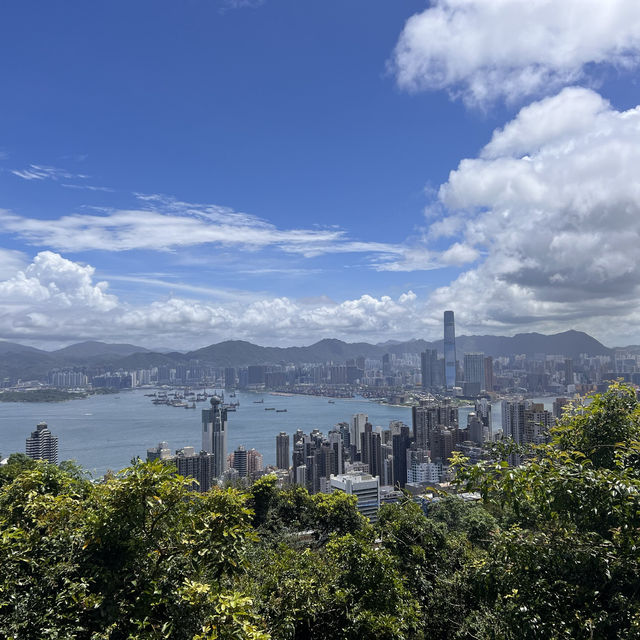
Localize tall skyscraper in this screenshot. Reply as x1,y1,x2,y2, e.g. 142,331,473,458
201,396,227,478
25,421,58,464
444,310,457,389
564,358,574,387
421,349,438,390
350,413,368,453
276,431,290,470
391,423,411,488
484,356,494,392
463,352,485,395
361,423,383,479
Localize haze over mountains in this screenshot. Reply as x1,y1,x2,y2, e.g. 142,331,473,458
0,331,635,382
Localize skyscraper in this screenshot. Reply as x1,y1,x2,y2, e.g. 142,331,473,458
201,396,227,478
421,349,438,390
232,445,248,477
25,421,58,464
350,413,368,454
444,310,457,389
276,431,290,470
463,352,485,395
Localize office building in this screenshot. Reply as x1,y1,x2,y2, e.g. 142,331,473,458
224,367,236,389
464,353,485,394
25,421,58,464
276,431,290,470
421,349,439,390
444,310,457,389
330,473,380,522
484,356,494,392
201,396,228,478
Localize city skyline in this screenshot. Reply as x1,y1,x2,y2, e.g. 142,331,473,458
2,2,640,349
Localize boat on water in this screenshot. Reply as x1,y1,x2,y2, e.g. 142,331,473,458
265,407,276,411
276,409,287,412
253,399,264,403
328,400,335,404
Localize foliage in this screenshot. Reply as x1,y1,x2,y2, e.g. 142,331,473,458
453,382,640,638
2,383,640,638
0,459,266,640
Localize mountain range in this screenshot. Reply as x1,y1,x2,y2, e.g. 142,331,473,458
0,330,633,382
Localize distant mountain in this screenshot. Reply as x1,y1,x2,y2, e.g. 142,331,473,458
446,330,611,360
0,341,48,356
52,341,150,358
0,330,614,380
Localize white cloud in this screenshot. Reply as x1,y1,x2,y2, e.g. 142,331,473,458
391,0,640,106
0,251,117,311
425,87,640,343
0,193,406,260
0,252,431,347
0,248,27,279
11,164,87,181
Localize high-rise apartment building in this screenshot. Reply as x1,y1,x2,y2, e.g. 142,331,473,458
564,358,574,387
360,423,383,479
350,413,368,454
146,441,172,462
201,396,227,478
247,448,263,475
25,421,58,464
444,310,457,389
502,400,553,465
276,431,290,470
232,445,248,477
172,447,216,492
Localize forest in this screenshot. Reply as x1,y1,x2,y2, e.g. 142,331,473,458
1,383,639,639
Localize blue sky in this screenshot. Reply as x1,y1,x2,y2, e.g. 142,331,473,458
1,0,640,349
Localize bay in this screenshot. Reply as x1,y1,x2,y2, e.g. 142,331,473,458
0,389,411,477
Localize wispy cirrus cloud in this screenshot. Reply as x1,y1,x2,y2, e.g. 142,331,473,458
11,163,112,192
11,164,85,181
0,193,407,261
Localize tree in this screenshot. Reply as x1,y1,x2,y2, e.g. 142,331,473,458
0,459,268,639
453,383,640,638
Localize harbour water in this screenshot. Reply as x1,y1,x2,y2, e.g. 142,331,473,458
0,389,412,477
0,390,557,477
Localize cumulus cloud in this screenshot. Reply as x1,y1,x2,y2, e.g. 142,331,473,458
0,251,117,311
391,0,640,106
425,87,640,342
0,252,431,347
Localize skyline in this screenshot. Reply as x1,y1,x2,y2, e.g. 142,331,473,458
2,1,640,349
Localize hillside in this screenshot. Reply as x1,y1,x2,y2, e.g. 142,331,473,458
0,330,615,379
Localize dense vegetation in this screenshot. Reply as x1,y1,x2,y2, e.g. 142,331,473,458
1,383,639,639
